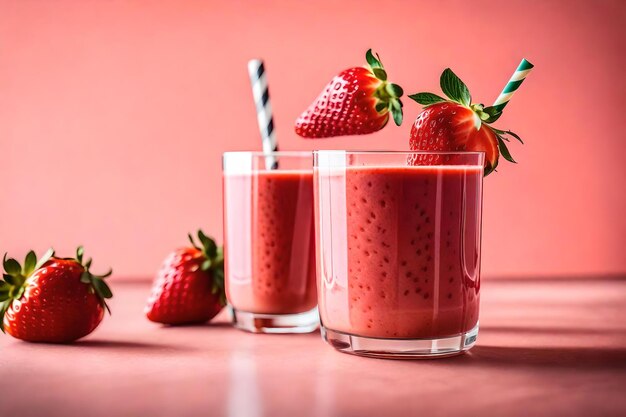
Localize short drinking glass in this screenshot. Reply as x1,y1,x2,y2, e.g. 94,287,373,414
314,150,484,357
223,151,318,333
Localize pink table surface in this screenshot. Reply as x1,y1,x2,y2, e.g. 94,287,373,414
1,277,625,417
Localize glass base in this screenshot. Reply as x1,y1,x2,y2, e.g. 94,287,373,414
321,322,479,359
230,307,319,334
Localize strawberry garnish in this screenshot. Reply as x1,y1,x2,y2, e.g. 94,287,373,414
0,247,113,343
408,68,524,175
145,230,225,325
295,49,403,138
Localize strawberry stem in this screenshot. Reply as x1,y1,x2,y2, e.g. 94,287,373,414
192,230,226,306
365,49,404,127
71,246,114,314
0,248,55,332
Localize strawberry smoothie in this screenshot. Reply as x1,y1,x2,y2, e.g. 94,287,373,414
315,157,483,341
223,163,316,317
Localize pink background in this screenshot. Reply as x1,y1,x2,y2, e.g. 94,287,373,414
1,0,624,278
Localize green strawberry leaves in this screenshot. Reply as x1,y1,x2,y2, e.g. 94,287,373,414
492,127,524,167
189,230,226,306
383,84,404,126
493,128,524,144
408,92,447,106
408,66,526,172
1,248,55,332
504,130,523,144
190,230,220,262
0,279,13,307
373,82,403,126
494,126,524,164
409,68,472,107
391,99,403,126
92,277,113,305
2,274,19,287
440,68,471,106
366,49,404,127
385,83,403,98
372,68,387,81
73,246,113,314
482,106,503,123
485,156,498,177
23,251,37,276
367,50,388,82
210,254,227,306
3,256,21,276
366,49,383,69
76,246,85,263
80,271,91,284
198,230,218,259
495,134,517,163
408,69,471,108
390,100,403,126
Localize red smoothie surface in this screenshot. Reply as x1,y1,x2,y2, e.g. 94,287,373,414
315,165,483,338
224,170,316,314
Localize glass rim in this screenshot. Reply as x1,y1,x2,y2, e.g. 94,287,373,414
223,150,486,156
223,151,312,157
313,150,485,156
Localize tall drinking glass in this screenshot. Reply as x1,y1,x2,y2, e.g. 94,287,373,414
223,151,318,333
314,150,484,357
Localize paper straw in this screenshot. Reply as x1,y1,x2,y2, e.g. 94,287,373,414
492,59,534,112
247,59,278,169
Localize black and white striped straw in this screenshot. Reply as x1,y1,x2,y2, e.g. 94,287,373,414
247,59,278,169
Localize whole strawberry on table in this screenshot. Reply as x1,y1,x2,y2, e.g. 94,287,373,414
145,230,226,325
0,247,113,343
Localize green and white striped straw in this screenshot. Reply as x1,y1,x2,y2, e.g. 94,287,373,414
492,58,534,112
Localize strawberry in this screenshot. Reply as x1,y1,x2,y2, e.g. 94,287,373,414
295,49,403,138
145,230,225,325
0,247,113,343
408,68,524,175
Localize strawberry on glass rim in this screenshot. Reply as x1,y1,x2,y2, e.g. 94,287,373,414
295,49,403,138
408,68,523,175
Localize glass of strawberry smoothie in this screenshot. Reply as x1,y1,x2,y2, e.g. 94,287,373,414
223,151,318,333
314,150,484,357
